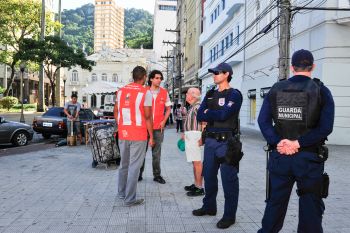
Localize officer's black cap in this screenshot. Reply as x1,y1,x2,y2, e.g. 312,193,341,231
291,49,314,67
208,63,233,76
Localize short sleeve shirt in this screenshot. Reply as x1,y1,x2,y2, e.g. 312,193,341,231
64,101,81,121
116,89,152,107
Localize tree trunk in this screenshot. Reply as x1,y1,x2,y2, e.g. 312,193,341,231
50,81,56,107
4,62,16,97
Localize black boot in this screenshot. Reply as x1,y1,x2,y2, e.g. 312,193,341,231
216,218,235,229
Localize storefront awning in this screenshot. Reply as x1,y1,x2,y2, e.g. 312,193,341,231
81,81,123,95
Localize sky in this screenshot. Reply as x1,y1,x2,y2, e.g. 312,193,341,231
58,0,156,14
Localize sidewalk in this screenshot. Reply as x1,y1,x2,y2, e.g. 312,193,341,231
0,128,349,233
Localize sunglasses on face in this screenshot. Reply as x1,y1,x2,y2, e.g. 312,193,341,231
213,71,227,75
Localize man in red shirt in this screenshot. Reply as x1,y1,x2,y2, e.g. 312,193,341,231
139,70,171,184
114,66,154,206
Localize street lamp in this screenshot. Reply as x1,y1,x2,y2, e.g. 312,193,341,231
19,62,26,123
62,74,67,103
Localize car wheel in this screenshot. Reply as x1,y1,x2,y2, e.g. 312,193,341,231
42,133,51,139
12,131,29,146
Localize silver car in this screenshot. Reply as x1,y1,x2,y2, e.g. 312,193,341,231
0,116,34,146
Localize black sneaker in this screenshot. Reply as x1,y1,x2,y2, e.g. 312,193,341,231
216,218,235,229
187,188,204,197
192,208,216,216
153,176,166,184
184,184,196,191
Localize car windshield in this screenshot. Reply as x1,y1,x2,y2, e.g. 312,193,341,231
43,108,65,117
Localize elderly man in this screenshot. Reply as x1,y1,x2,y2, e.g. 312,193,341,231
183,88,205,196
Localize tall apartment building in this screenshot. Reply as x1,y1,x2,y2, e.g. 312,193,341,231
152,0,177,87
174,0,202,104
94,0,124,52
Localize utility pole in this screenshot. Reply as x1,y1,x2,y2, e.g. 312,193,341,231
38,0,46,112
162,29,180,102
161,51,174,101
278,0,291,80
56,0,62,106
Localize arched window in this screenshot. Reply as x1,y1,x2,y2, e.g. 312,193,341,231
102,73,107,81
112,73,118,82
91,73,97,82
71,70,79,82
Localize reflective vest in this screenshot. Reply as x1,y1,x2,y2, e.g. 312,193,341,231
269,77,322,140
117,83,148,141
149,87,168,129
206,88,241,133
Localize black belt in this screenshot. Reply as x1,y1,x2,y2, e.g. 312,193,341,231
206,131,235,142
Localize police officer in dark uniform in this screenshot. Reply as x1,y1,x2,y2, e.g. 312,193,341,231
257,49,335,233
193,63,243,229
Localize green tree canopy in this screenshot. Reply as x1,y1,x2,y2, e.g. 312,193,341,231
0,0,60,96
16,36,93,106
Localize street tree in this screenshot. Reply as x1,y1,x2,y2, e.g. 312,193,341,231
0,0,60,96
16,36,93,106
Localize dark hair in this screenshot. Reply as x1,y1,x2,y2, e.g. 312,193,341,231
71,94,78,98
227,74,232,82
293,65,313,72
132,66,147,81
147,70,163,86
177,104,181,108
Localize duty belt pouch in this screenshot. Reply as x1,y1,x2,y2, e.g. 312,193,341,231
318,145,329,162
321,173,329,198
225,137,244,166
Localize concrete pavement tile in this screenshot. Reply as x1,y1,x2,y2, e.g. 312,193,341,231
108,216,127,225
2,225,28,233
145,217,164,225
9,218,35,226
65,225,88,233
146,224,165,233
0,219,15,227
165,224,185,233
85,225,107,233
88,218,109,226
183,224,204,232
105,225,126,233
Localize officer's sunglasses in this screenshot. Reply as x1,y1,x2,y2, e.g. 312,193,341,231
213,71,227,75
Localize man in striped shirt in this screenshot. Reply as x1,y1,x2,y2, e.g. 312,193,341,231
183,87,205,196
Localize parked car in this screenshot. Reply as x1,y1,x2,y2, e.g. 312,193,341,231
33,107,99,139
96,103,114,117
0,116,34,146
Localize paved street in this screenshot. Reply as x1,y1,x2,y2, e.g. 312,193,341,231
0,127,349,233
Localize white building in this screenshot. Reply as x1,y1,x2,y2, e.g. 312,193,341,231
152,0,178,76
63,46,154,109
199,0,350,145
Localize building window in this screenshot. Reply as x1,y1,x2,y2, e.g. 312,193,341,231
213,47,216,60
102,73,107,81
236,25,240,45
222,0,225,10
216,44,219,59
91,94,97,108
248,89,257,124
112,73,118,82
225,36,229,49
159,5,176,11
210,50,213,63
101,95,105,105
221,40,225,56
91,73,97,82
230,33,233,46
211,14,214,23
217,5,220,16
71,70,78,82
